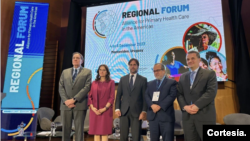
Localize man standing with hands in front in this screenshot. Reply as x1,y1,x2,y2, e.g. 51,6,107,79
59,52,92,141
115,58,147,141
145,63,177,141
177,51,217,141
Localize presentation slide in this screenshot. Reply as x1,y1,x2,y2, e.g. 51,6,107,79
2,2,49,109
85,0,227,82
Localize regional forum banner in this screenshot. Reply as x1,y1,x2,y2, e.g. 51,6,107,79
85,0,227,82
2,2,49,109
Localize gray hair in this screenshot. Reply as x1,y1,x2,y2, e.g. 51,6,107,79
154,63,165,70
72,52,84,60
187,50,200,58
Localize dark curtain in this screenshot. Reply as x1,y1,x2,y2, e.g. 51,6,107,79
62,1,82,70
229,0,250,114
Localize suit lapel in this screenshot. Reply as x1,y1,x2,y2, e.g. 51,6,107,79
151,80,157,91
69,68,73,85
157,77,167,91
150,80,158,97
186,72,191,94
190,68,203,92
131,74,140,92
126,75,130,91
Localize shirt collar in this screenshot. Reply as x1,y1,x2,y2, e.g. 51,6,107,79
158,75,166,81
73,66,81,71
130,73,137,77
190,67,199,73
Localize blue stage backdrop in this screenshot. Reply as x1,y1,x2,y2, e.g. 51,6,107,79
1,2,49,139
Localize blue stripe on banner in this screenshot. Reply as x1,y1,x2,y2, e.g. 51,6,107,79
1,128,18,133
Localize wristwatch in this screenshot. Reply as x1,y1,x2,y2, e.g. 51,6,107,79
182,107,186,111
73,98,77,103
105,106,109,110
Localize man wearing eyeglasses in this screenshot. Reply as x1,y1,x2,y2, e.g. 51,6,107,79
59,52,92,141
145,63,177,141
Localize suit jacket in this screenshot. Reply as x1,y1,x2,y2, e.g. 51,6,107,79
59,67,92,110
115,74,147,117
145,77,177,122
177,68,217,121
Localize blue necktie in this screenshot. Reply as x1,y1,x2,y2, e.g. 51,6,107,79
190,71,195,86
72,69,78,83
130,75,134,90
156,80,161,89
190,71,195,104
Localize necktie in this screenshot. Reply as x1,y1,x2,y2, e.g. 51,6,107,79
72,69,78,83
130,75,134,90
190,71,195,86
156,80,161,89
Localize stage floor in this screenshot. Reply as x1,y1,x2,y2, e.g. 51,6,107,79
2,133,185,141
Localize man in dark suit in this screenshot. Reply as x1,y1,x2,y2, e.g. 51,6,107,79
59,52,92,141
177,50,217,141
115,58,147,141
145,63,177,141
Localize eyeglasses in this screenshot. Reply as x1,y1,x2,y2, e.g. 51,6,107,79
73,57,81,60
153,69,163,73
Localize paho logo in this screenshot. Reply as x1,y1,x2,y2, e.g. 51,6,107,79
93,10,116,38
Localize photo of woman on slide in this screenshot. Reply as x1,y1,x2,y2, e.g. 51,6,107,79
196,29,217,52
199,58,208,69
183,22,221,53
205,51,228,81
161,47,189,81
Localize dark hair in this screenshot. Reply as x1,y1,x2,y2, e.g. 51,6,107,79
128,58,139,66
167,55,173,64
95,64,111,81
166,51,175,64
201,58,208,66
154,63,165,70
72,52,84,60
187,50,200,58
197,42,204,52
205,51,221,65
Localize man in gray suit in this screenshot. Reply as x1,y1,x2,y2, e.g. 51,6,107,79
59,52,92,141
177,50,217,141
115,58,147,141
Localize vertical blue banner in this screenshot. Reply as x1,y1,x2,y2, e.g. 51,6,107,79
1,2,49,139
2,2,49,109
